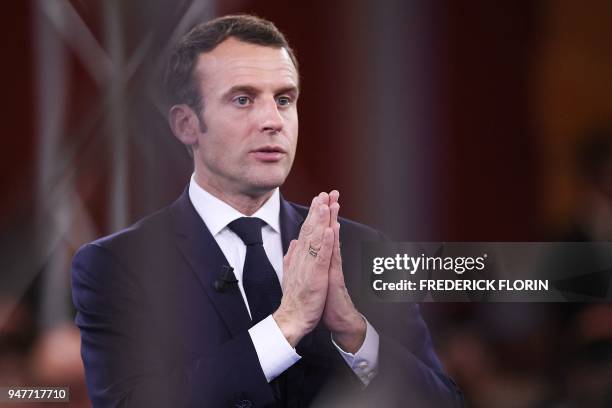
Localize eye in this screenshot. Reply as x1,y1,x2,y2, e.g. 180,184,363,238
276,96,292,106
233,96,252,106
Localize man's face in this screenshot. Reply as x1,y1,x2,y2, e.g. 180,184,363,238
191,37,299,198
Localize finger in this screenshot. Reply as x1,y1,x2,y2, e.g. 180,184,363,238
314,192,330,225
310,203,330,248
318,191,330,206
314,227,334,269
299,195,322,239
331,222,342,271
298,203,330,257
300,191,330,238
300,192,328,239
329,190,339,205
330,202,340,228
333,222,341,252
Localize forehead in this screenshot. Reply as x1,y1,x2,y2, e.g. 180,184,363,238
194,37,299,92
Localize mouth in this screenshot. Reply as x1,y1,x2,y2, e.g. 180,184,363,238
250,145,287,162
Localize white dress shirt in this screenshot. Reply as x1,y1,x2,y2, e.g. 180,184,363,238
188,175,379,385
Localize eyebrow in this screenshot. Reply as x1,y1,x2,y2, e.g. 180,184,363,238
222,85,300,100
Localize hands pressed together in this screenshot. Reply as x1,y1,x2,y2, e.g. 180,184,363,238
273,191,366,353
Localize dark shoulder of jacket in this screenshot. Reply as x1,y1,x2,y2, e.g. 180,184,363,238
80,204,174,259
287,201,385,242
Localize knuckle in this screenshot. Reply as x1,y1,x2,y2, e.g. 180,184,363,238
300,222,313,236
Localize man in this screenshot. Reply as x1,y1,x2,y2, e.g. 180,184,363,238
72,15,463,407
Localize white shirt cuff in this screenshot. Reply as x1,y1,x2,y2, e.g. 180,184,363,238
331,316,380,386
248,315,301,382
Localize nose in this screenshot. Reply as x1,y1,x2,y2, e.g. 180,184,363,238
257,97,283,134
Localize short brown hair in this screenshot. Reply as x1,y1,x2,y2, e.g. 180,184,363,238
164,14,298,114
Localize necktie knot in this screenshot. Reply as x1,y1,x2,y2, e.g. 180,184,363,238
228,217,264,246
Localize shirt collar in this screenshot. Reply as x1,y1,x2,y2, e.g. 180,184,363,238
188,174,281,236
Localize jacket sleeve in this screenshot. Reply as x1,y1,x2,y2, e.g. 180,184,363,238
368,303,464,408
331,228,464,408
72,243,276,408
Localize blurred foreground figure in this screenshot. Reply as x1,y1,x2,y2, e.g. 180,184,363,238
27,324,90,407
71,14,462,407
566,126,612,241
560,305,612,407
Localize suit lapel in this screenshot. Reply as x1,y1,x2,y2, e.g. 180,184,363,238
169,190,251,338
168,190,306,340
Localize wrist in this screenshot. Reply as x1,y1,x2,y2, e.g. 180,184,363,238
332,312,366,353
273,309,308,348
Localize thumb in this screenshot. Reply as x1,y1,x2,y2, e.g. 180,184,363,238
283,239,298,272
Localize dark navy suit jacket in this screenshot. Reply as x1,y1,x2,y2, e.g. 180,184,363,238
72,190,463,407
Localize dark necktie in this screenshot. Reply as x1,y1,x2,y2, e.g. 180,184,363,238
228,217,283,325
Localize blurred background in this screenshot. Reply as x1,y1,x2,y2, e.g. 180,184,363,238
2,0,612,406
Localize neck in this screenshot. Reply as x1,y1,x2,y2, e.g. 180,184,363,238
194,173,274,216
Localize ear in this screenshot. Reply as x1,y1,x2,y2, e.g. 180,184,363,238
168,104,202,146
